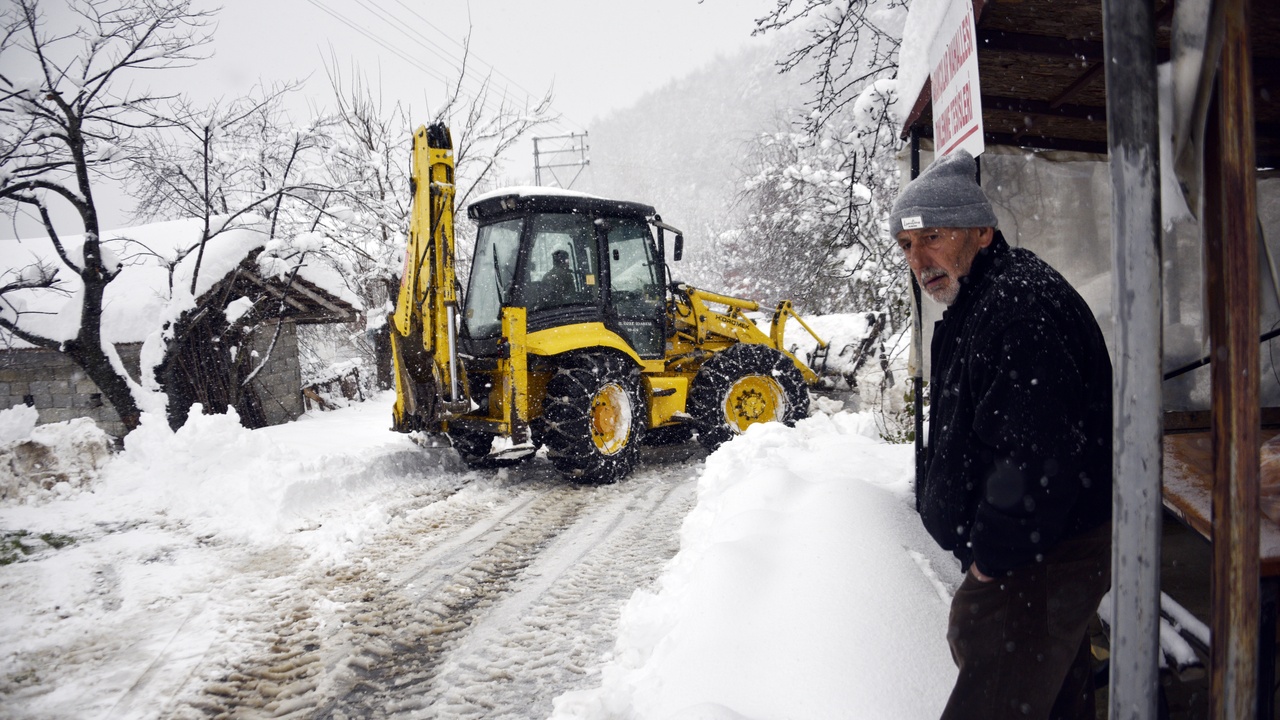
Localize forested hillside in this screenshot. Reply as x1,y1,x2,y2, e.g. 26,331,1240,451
573,39,809,292
576,9,908,322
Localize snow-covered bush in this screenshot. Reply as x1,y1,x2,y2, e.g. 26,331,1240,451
727,0,914,433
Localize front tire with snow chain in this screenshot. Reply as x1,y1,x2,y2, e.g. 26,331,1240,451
688,343,809,452
541,353,646,484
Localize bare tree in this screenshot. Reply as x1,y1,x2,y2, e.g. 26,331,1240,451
0,0,214,434
127,85,341,428
752,0,906,133
311,51,554,388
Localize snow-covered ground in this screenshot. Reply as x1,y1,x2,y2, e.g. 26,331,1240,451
1,383,962,718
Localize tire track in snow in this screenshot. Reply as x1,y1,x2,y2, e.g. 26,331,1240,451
417,468,696,719
176,450,701,720
176,482,481,719
320,480,597,719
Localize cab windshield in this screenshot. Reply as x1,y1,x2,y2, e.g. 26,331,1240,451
520,213,599,311
463,218,522,338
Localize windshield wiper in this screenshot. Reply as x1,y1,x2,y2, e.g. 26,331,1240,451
492,248,507,305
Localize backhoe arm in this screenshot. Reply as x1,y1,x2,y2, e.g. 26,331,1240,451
390,123,469,432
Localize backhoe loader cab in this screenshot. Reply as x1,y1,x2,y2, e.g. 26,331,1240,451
463,190,670,359
390,123,827,484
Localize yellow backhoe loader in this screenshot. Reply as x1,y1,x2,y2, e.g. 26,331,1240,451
390,123,828,483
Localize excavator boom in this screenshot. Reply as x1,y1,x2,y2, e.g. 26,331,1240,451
390,124,469,432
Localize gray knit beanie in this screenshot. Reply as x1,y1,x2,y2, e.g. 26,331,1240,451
890,150,998,237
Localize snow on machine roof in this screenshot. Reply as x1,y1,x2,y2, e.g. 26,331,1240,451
467,186,656,222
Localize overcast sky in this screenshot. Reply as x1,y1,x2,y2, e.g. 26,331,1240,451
7,0,777,237
195,0,772,132
164,0,777,188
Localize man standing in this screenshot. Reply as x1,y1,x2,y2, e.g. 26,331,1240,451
892,150,1113,720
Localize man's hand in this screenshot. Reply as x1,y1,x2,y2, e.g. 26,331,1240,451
970,565,995,583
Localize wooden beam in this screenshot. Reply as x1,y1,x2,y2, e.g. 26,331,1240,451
978,29,1106,61
1207,0,1262,716
1049,63,1105,109
982,95,1106,121
280,277,355,321
978,29,1172,62
237,274,311,313
1102,0,1164,717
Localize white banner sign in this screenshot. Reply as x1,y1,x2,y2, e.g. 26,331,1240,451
929,0,984,158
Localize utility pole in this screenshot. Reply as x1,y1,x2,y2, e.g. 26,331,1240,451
533,132,589,189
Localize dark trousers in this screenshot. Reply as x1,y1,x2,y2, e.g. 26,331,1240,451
941,523,1111,720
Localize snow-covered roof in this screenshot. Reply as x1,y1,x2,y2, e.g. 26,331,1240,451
1,217,363,349
467,186,657,222
469,185,604,205
886,0,948,130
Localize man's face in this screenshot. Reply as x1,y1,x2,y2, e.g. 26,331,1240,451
895,226,994,305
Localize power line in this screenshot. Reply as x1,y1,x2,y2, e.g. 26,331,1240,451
302,0,585,137
302,0,458,91
348,0,512,109
381,0,585,132
304,0,534,127
365,0,584,135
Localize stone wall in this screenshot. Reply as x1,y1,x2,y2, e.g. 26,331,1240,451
0,321,305,437
248,322,304,427
0,344,143,438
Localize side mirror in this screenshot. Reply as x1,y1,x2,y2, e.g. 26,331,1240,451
674,234,684,262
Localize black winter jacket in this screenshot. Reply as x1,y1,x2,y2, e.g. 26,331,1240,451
920,232,1112,576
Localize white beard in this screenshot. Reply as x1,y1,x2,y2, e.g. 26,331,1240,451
919,269,961,306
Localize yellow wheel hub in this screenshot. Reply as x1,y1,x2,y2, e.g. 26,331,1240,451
591,383,632,455
724,375,785,433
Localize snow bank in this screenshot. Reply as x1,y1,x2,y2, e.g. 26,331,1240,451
0,394,460,563
0,394,464,719
0,406,112,505
0,404,39,446
2,384,964,717
550,411,961,720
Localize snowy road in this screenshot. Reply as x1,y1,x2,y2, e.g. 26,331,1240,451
176,447,703,719
4,386,961,719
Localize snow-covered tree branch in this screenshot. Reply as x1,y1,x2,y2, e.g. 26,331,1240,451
305,52,554,388
124,84,344,429
739,0,911,330
753,0,906,133
0,0,214,434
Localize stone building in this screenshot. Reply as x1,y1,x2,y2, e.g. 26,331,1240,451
1,219,361,437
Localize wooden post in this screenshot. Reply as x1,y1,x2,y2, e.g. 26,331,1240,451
910,130,926,483
1102,0,1164,717
1205,0,1261,716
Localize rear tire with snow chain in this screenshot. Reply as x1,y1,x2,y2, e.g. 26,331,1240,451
688,343,809,452
541,353,646,484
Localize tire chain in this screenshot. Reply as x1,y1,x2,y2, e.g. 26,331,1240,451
541,353,644,483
